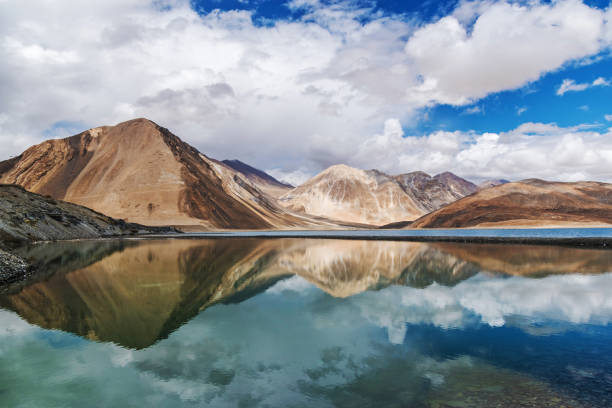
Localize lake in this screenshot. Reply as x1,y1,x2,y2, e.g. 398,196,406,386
1,237,611,407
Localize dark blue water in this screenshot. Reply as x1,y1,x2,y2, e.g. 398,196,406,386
0,238,611,407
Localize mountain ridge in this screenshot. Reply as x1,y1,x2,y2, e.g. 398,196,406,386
1,117,609,231
279,164,477,225
0,119,328,230
410,179,612,228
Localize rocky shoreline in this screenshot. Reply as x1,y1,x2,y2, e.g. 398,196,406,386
0,184,177,285
0,248,28,284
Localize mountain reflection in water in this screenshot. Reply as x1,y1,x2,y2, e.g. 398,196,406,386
0,238,611,407
1,238,610,349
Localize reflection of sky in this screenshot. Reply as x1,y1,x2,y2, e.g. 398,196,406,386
1,272,612,406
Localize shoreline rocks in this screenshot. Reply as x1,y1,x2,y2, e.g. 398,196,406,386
0,248,28,284
0,184,177,286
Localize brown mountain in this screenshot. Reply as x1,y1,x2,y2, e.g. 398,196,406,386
279,164,476,226
394,171,478,212
0,118,325,230
221,159,292,198
411,179,612,228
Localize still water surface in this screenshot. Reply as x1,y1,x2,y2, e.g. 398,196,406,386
1,238,611,407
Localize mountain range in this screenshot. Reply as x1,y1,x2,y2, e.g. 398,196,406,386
1,118,610,230
278,165,477,225
0,119,328,229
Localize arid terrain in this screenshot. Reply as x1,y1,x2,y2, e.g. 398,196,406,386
278,164,477,225
0,119,331,230
411,179,612,228
0,118,611,232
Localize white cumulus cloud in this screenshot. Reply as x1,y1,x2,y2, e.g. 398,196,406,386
405,0,608,105
348,120,612,182
0,0,611,182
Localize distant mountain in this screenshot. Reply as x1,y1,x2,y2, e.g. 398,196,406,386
394,171,477,212
411,179,612,228
0,119,324,229
279,164,477,225
222,159,292,198
478,179,510,190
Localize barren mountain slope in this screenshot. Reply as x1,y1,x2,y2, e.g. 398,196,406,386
394,171,477,213
0,119,320,229
279,165,477,225
222,159,292,198
411,179,612,228
279,165,425,225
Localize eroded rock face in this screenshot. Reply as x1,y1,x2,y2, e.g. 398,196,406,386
411,179,612,228
0,119,314,229
279,164,477,226
394,171,478,213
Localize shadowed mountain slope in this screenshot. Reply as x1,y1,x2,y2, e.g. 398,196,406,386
0,119,323,230
222,159,292,198
478,179,510,190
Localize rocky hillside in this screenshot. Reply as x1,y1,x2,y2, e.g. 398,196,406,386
0,184,172,283
0,119,320,230
279,164,477,225
394,171,477,212
222,159,292,198
411,179,612,228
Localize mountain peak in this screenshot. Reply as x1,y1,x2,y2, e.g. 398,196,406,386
317,164,364,178
116,117,158,126
0,120,303,229
433,171,459,180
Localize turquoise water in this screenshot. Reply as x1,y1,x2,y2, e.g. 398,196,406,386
1,238,611,407
177,227,612,239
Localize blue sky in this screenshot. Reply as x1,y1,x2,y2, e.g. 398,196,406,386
1,0,612,183
417,56,612,134
191,0,463,24
193,0,612,135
